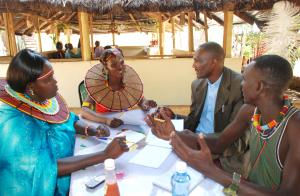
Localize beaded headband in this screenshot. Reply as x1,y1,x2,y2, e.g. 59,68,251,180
37,69,54,80
105,49,122,62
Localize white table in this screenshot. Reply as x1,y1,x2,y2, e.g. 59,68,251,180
69,111,224,196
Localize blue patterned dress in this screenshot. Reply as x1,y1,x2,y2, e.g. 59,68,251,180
0,103,78,196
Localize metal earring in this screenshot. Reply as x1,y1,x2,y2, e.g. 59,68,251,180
29,89,35,96
102,67,109,80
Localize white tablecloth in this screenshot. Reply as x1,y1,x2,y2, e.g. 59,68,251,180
69,110,224,196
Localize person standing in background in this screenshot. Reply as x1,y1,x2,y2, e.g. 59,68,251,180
94,40,104,58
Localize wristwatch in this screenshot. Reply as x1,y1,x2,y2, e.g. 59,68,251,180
223,172,241,196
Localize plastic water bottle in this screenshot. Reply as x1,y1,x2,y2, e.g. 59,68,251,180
171,161,191,196
104,159,120,196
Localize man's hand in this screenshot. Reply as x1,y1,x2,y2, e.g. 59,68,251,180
153,106,175,119
145,110,175,140
140,99,157,111
106,118,123,128
104,136,129,159
171,133,216,174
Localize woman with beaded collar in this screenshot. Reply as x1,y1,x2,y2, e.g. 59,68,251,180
81,48,157,127
0,49,129,195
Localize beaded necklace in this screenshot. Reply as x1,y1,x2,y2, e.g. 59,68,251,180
252,95,290,134
5,84,59,115
250,95,291,171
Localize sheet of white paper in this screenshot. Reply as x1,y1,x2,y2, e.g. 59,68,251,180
145,119,184,148
153,163,205,192
146,131,172,148
120,130,145,146
171,119,184,131
129,145,172,168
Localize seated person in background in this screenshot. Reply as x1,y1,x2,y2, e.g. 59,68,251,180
155,42,249,176
146,55,300,195
76,40,82,58
52,41,65,59
65,43,81,58
64,43,68,52
81,48,157,128
0,49,129,195
94,40,104,58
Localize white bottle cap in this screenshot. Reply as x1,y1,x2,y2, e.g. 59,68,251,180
104,159,115,170
176,161,187,173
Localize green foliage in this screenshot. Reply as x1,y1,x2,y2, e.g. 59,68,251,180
50,34,57,46
243,32,265,58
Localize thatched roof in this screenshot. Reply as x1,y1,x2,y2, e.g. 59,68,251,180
0,0,193,14
0,0,298,36
1,0,298,14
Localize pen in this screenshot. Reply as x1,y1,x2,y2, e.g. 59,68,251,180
99,137,135,144
99,137,112,141
154,117,165,123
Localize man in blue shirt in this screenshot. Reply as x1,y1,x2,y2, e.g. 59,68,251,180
157,42,249,175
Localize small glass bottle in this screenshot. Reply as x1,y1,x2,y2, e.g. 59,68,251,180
171,161,191,196
104,159,120,196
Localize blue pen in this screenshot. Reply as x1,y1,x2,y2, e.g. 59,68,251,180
99,137,112,141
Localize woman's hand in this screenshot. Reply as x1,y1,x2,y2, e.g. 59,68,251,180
104,136,129,159
105,118,123,128
88,124,110,137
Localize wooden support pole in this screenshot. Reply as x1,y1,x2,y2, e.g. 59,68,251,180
78,12,91,61
37,18,42,52
55,26,60,42
3,13,17,56
65,24,71,43
223,11,233,58
89,15,94,58
158,15,164,56
171,17,175,51
129,14,142,32
112,32,115,46
188,12,194,53
203,12,208,42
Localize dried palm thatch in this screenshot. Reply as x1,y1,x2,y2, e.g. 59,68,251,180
0,0,194,15
193,0,298,12
1,0,298,14
0,0,298,36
